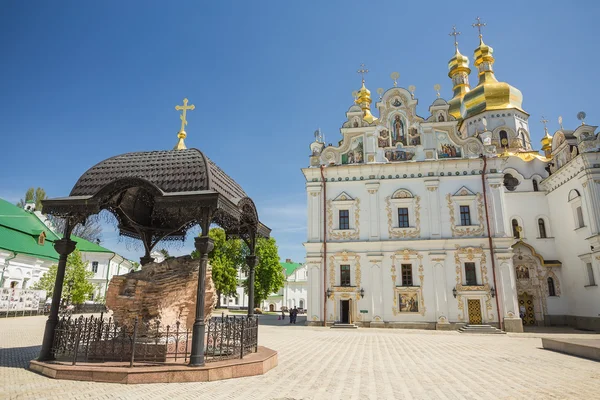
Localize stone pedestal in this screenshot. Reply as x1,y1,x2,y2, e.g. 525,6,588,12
503,317,524,333
106,256,216,330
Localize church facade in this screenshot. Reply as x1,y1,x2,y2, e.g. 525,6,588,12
302,28,600,332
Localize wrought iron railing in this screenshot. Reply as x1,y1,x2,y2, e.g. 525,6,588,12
51,313,258,366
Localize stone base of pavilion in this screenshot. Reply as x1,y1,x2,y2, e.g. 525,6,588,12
29,346,277,384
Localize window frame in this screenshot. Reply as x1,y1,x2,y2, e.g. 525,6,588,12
511,219,521,239
547,277,556,297
401,263,413,286
459,205,471,226
398,207,410,228
340,264,351,287
538,218,547,238
338,209,350,230
464,262,477,286
586,263,596,286
91,261,99,274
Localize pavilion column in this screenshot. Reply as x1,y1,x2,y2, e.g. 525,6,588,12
246,255,259,315
189,235,214,367
38,237,76,361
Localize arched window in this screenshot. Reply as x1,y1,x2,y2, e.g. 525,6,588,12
504,173,519,191
532,180,539,192
499,130,509,148
299,299,305,309
538,218,547,238
512,219,520,239
547,277,556,297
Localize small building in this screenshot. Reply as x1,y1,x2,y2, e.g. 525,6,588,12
219,259,308,312
0,198,132,301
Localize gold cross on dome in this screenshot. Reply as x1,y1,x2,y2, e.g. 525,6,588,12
541,116,549,134
472,16,486,39
448,25,461,51
357,63,369,83
175,98,195,133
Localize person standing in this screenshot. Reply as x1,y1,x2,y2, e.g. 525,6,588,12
281,308,285,321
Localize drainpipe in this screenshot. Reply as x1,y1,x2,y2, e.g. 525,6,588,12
320,165,328,327
480,155,504,331
0,252,17,288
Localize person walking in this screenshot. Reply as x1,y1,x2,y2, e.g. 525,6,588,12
292,307,298,324
281,308,285,321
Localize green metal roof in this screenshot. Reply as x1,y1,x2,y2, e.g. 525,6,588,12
0,198,114,261
281,261,302,277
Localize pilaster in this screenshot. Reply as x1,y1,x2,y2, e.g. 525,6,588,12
307,183,322,241
425,179,441,238
487,173,508,237
579,173,600,236
365,183,380,240
496,252,523,332
429,253,450,328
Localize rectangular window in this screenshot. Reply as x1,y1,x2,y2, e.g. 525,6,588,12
401,264,413,286
465,262,477,286
90,292,94,301
340,265,351,286
576,206,584,228
92,261,99,273
235,296,239,305
587,263,596,286
460,205,471,226
398,208,409,228
339,210,350,230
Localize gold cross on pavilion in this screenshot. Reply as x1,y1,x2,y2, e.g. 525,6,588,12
174,98,195,150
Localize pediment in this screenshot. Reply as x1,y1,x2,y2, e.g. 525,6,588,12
333,192,355,202
453,186,476,197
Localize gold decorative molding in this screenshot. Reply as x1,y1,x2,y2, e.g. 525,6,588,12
446,193,485,237
390,251,425,316
385,195,421,239
367,189,378,194
489,183,502,189
310,192,320,197
329,252,362,300
327,198,360,240
454,246,493,321
426,187,438,192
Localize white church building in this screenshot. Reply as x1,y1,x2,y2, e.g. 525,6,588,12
303,28,600,332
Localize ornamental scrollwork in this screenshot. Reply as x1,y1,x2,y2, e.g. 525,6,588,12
454,246,493,321
385,195,421,239
390,251,425,316
446,193,485,237
327,199,360,240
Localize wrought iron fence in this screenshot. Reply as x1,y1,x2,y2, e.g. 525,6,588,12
51,313,258,366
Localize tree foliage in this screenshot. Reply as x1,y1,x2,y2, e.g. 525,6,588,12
17,187,47,211
32,249,95,304
16,186,102,242
242,237,284,308
192,228,245,303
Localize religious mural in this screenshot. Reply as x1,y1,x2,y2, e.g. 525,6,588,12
391,115,407,146
385,147,415,162
436,132,462,158
408,127,421,146
399,292,419,312
341,136,364,165
516,265,530,280
378,130,390,148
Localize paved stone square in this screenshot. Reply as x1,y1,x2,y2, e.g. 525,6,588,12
1,314,600,399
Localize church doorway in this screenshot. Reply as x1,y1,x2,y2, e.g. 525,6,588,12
467,299,482,324
269,304,274,312
340,300,350,323
518,293,536,326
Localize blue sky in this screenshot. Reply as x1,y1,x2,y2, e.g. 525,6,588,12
1,1,598,263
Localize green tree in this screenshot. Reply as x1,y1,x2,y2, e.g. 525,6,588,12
33,249,95,304
192,228,246,308
17,187,46,211
242,237,284,308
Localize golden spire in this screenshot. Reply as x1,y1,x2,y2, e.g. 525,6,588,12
174,98,195,150
355,64,377,123
540,116,553,158
447,25,471,119
461,18,525,120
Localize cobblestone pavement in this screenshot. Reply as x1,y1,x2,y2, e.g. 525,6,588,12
1,315,600,400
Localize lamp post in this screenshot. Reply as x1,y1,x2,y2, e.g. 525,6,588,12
452,287,457,298
326,288,332,298
359,288,365,299
490,286,496,298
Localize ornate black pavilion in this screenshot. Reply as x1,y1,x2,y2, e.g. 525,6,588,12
39,148,270,366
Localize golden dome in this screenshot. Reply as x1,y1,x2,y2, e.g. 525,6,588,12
447,47,471,120
355,81,377,124
461,38,525,120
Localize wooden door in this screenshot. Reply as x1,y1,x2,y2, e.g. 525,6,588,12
518,293,536,326
341,300,350,323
